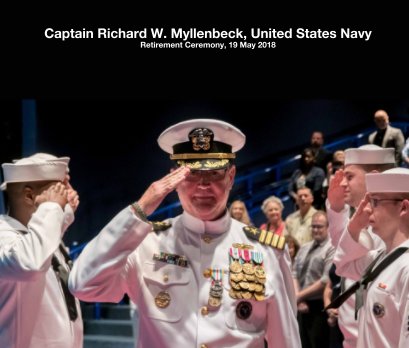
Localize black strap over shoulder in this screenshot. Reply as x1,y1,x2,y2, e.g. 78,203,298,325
52,243,78,321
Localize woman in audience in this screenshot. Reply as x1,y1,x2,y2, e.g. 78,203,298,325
259,196,287,236
229,200,253,225
285,234,300,268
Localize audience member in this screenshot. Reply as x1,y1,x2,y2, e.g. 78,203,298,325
368,109,405,165
259,196,286,236
228,199,253,225
293,210,335,348
288,148,325,210
285,187,317,246
285,234,300,269
322,150,345,202
310,131,333,174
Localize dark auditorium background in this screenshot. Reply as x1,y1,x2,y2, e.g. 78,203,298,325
1,97,409,247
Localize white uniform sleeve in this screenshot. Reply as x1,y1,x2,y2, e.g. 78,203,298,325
333,227,379,280
326,199,349,248
61,204,75,235
68,207,152,303
0,202,64,281
266,247,301,347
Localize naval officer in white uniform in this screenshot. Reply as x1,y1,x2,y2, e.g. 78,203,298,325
69,118,301,347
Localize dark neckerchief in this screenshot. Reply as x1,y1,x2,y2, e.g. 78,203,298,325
51,244,78,321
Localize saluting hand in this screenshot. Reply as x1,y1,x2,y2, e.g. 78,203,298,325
347,192,371,242
35,182,69,210
66,182,80,212
327,169,345,212
137,166,191,216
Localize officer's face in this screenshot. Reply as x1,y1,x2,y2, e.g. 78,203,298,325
341,165,367,208
177,165,236,221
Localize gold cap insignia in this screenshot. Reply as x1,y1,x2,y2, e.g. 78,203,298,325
189,128,214,151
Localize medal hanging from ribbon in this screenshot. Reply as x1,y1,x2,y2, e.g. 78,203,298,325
208,268,223,310
228,244,266,301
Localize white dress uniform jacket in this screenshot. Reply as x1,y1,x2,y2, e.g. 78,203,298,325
0,203,83,348
326,200,384,348
334,230,409,348
69,207,301,348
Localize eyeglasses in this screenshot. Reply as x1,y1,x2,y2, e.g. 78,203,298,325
311,224,326,229
369,198,402,208
185,168,229,182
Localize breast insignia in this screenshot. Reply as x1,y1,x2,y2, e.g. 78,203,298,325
150,220,172,233
242,226,286,250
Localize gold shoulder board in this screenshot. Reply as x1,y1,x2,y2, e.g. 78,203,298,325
242,226,286,250
150,221,172,233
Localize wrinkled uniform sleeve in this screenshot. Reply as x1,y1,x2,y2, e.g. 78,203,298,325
266,247,301,348
0,202,64,281
61,204,75,236
333,228,379,281
326,199,350,248
68,207,152,303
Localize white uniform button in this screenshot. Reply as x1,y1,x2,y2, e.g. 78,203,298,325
203,268,212,278
200,345,208,348
163,274,169,282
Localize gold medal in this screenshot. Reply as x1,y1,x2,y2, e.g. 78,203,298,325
239,281,250,290
256,277,266,284
208,296,222,308
229,261,243,273
248,282,257,292
254,292,265,301
155,291,171,308
255,283,264,292
230,280,241,290
229,288,237,299
242,262,255,275
241,291,253,300
245,274,256,282
254,265,266,278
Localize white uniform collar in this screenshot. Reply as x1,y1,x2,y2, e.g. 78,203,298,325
181,209,231,235
0,214,28,233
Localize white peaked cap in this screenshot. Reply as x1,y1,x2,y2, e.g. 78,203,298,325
1,156,68,191
158,119,245,154
366,167,409,193
344,145,395,166
157,119,245,170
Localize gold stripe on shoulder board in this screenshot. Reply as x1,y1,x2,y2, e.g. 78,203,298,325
242,226,285,250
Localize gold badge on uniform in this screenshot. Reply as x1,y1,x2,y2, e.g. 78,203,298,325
372,302,385,318
228,244,266,301
155,291,171,308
